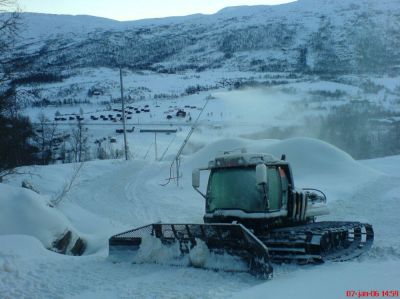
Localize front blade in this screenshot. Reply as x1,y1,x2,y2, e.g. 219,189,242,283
109,223,273,279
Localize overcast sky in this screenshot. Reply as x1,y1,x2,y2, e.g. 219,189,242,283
17,0,296,21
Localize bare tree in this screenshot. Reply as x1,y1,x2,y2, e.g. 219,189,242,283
1,0,20,110
95,139,109,160
0,1,20,42
51,162,83,206
0,0,20,81
0,2,39,173
34,112,58,164
70,120,90,162
0,0,19,102
59,139,68,163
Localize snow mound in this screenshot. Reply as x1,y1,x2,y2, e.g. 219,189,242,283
184,137,381,200
0,183,83,253
361,155,400,177
186,137,377,177
259,138,381,199
259,137,378,178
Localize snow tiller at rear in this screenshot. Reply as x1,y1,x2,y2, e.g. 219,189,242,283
109,152,374,279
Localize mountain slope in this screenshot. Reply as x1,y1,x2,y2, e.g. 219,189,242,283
7,0,400,75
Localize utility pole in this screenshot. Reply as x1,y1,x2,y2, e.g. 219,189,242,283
139,129,177,161
154,132,158,161
120,67,128,161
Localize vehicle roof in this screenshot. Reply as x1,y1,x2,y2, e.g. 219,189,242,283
209,152,287,168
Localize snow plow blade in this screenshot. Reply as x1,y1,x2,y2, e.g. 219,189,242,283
109,223,273,279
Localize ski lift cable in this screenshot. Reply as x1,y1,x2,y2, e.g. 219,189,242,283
161,97,210,186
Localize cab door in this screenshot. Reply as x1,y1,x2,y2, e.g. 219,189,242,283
267,166,289,211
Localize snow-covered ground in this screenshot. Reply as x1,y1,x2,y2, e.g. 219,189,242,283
1,133,400,298
20,69,400,167
3,1,400,296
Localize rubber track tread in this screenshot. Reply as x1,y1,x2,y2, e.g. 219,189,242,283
257,221,373,264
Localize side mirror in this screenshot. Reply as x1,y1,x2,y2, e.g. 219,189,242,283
192,169,200,188
256,164,268,185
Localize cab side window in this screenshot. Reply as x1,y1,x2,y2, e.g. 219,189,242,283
268,167,282,210
279,166,289,206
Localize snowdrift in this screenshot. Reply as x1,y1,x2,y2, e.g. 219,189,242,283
184,137,381,201
0,183,85,255
0,234,52,259
258,137,379,177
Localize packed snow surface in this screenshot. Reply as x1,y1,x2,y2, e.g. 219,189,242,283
1,136,399,298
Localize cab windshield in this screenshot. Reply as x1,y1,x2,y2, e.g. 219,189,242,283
206,167,265,213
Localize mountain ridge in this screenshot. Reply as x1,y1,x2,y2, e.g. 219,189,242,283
4,0,400,76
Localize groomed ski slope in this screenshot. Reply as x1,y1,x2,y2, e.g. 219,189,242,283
1,137,400,299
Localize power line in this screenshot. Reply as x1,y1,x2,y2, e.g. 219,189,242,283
31,122,192,127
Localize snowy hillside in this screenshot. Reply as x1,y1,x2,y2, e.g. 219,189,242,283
8,0,400,74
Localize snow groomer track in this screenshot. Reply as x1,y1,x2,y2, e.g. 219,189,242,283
261,221,374,263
